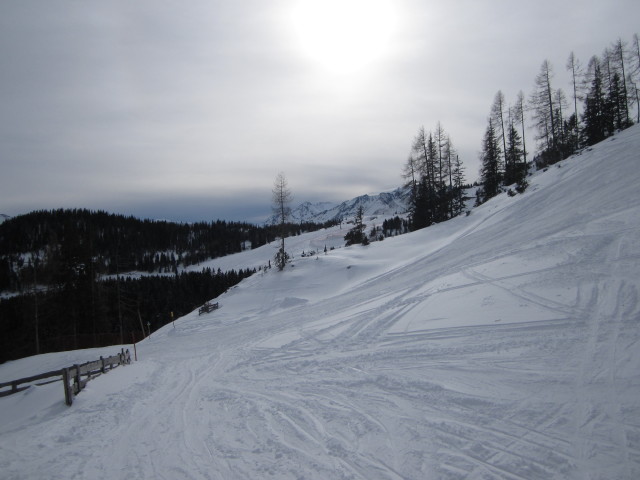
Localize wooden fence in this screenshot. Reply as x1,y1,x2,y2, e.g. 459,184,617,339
198,301,219,315
0,348,131,406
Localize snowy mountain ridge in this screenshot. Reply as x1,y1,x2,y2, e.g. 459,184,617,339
268,187,409,225
2,125,640,479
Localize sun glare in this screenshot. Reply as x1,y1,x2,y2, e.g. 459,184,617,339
291,0,397,74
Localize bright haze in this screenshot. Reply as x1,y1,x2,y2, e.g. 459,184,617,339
1,0,637,222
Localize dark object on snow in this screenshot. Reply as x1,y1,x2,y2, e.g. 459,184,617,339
198,302,219,315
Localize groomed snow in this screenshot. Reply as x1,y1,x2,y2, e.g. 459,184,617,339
2,126,640,479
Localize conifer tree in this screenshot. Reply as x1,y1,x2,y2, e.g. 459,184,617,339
451,154,466,216
344,205,367,246
582,57,608,145
412,176,437,230
505,121,525,188
479,118,502,202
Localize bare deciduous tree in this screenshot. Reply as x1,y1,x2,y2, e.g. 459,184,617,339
566,51,583,146
529,60,557,153
513,90,528,164
490,90,508,166
272,172,292,271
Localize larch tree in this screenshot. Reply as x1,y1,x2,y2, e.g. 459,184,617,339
566,52,583,149
443,134,458,219
272,172,292,271
632,33,640,123
490,90,508,167
611,38,631,127
434,122,447,186
554,88,569,152
408,127,439,230
634,33,640,74
402,153,420,212
529,60,558,158
407,127,429,223
443,134,455,190
410,127,428,181
513,90,528,164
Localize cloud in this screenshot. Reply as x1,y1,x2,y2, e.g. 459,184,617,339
1,0,639,222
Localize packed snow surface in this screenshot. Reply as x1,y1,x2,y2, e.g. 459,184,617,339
2,127,640,479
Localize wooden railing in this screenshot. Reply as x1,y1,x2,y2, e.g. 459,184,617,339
0,348,131,406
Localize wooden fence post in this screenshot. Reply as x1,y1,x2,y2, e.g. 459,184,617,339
62,368,73,406
73,364,81,394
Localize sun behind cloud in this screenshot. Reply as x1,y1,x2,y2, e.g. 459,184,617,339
290,0,397,75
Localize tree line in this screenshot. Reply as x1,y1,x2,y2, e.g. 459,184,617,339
479,34,639,203
402,123,468,231
0,267,255,364
0,208,333,292
0,208,334,362
403,33,639,223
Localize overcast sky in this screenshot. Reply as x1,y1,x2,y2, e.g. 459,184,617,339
1,0,638,223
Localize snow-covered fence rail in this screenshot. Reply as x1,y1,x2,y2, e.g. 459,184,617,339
0,348,131,406
0,369,65,396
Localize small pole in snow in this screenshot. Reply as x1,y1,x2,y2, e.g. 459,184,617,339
147,321,151,338
171,311,175,328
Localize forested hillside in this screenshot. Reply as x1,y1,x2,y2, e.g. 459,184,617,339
0,209,333,362
0,209,333,289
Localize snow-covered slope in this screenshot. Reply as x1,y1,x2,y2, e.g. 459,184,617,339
2,127,640,479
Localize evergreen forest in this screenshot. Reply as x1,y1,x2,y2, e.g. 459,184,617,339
0,209,334,363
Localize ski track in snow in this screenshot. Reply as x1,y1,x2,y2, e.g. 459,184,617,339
2,127,640,479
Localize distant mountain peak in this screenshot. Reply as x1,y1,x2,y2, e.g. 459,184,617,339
268,187,409,225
